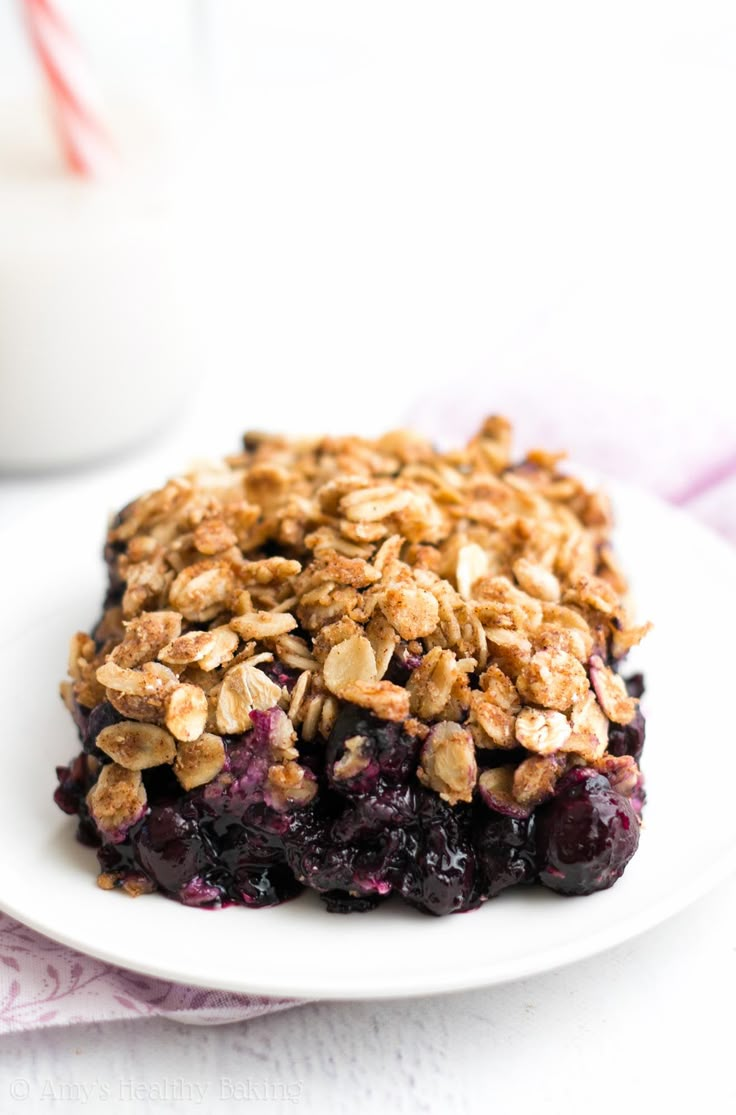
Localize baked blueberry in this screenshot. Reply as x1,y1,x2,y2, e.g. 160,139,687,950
536,768,640,896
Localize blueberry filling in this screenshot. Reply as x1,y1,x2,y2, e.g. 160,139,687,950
56,679,645,914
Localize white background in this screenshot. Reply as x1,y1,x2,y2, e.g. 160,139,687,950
2,0,736,439
1,2,735,1111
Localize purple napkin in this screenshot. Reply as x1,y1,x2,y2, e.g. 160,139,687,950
408,380,736,544
0,914,298,1035
2,388,732,1035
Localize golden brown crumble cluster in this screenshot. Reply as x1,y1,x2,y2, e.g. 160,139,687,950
61,417,649,835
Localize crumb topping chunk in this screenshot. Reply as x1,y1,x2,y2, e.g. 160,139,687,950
62,417,649,827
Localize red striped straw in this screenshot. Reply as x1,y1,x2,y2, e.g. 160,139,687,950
23,0,115,177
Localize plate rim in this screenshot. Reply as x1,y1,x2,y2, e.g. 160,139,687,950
1,840,735,1000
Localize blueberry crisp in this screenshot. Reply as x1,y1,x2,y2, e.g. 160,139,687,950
55,418,650,915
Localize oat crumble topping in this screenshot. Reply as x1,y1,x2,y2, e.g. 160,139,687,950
57,417,650,907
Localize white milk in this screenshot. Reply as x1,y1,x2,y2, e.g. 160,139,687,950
0,99,202,471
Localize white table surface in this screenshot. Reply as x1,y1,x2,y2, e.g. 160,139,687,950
0,876,733,1114
0,397,734,1115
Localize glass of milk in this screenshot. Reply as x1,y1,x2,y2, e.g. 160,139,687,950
0,97,204,471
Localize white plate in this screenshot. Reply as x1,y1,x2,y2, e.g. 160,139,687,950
0,479,734,1000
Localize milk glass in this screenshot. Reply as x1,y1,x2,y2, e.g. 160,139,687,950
0,4,205,470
